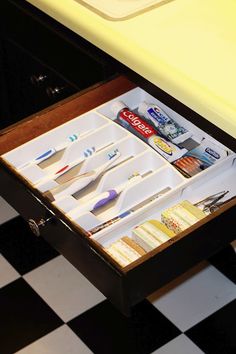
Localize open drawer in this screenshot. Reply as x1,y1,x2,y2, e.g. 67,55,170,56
0,76,236,315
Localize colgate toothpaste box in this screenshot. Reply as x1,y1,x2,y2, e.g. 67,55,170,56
111,101,187,163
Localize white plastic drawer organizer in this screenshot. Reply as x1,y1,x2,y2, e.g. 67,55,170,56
2,87,236,268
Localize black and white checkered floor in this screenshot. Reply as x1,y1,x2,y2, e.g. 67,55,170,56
0,196,236,354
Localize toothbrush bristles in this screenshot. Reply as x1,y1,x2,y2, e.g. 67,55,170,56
108,148,119,159
128,171,140,180
84,146,95,157
68,133,79,142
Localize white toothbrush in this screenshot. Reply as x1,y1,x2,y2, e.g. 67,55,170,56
47,149,121,200
69,172,142,216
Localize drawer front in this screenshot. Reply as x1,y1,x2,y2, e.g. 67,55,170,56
0,76,235,315
0,162,127,312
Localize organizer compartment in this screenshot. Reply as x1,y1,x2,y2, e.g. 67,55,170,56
97,87,205,143
66,150,164,217
97,87,231,165
66,153,184,223
8,121,128,192
6,112,108,170
96,155,236,248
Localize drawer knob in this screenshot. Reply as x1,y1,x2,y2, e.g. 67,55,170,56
46,86,66,98
28,217,52,237
30,74,48,86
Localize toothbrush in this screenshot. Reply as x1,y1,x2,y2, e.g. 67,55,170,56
46,149,121,201
19,130,90,169
54,146,95,175
52,140,112,178
71,172,142,215
36,141,112,188
87,187,171,236
35,146,95,188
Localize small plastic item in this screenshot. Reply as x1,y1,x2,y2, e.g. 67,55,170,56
173,139,229,177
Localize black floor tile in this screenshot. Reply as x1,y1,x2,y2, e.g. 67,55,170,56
209,245,236,284
0,216,59,274
186,299,236,354
68,299,181,354
0,278,63,354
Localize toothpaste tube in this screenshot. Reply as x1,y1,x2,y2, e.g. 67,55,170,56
138,101,192,144
111,101,187,162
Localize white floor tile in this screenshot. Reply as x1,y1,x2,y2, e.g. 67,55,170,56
23,255,105,322
0,254,20,288
0,196,18,224
15,325,93,354
152,334,204,354
148,262,236,331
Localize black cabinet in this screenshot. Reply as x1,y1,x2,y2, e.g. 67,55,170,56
0,0,116,129
0,38,78,126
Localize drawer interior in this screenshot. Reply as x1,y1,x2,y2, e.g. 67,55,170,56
1,79,236,273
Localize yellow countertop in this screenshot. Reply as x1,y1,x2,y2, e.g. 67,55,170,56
26,0,236,139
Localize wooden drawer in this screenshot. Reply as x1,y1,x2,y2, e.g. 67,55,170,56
0,76,235,315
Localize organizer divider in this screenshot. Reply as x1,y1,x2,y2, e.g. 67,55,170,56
3,111,109,169
71,212,102,231
65,150,167,219
27,123,128,193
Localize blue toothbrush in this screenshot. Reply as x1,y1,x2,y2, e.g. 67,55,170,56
33,134,79,164
20,131,89,169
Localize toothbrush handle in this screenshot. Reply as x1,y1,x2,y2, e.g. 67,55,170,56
32,135,79,166
93,190,118,210
34,149,56,164
52,172,94,199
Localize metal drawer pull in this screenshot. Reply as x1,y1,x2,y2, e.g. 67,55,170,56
46,86,66,98
28,217,52,237
30,74,48,86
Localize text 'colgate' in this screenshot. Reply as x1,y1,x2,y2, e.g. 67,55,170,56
119,109,156,139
